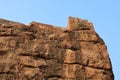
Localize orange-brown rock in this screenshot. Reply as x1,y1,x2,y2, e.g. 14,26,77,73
0,17,114,80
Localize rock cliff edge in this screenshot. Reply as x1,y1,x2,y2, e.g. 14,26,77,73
0,17,114,80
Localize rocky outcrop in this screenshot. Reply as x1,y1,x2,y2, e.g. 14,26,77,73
0,17,114,80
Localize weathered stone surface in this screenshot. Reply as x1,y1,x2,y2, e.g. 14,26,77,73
0,17,114,80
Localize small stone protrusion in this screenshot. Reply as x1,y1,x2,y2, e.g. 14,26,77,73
67,17,95,31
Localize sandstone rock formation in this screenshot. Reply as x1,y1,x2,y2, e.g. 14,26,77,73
0,17,114,80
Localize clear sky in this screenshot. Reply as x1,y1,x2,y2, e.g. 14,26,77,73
0,0,119,80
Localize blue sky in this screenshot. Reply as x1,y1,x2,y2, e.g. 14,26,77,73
0,0,119,79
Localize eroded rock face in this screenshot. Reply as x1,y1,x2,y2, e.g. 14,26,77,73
0,17,114,80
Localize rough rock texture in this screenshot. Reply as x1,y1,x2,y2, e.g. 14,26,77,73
0,17,114,80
